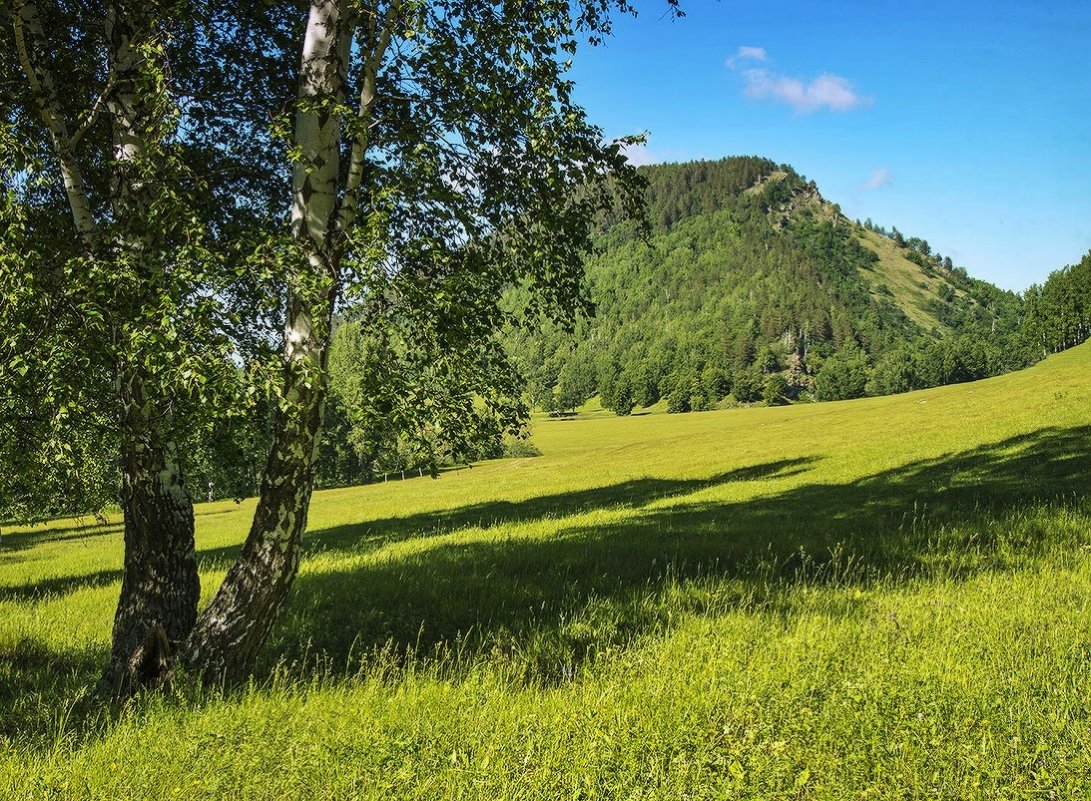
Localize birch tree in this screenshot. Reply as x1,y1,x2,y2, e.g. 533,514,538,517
179,0,657,683
3,0,663,690
2,2,296,692
2,2,208,694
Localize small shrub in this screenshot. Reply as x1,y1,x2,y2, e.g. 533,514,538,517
501,437,542,458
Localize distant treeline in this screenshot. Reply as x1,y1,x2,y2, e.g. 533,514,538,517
507,158,1088,415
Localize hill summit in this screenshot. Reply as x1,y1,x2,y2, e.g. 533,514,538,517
506,157,1031,413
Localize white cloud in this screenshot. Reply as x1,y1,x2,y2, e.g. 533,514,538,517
726,46,767,68
862,167,892,191
620,142,658,167
726,48,871,114
741,68,870,113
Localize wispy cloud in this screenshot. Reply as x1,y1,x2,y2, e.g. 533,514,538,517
726,46,767,68
742,70,870,113
619,139,688,167
727,48,871,114
862,167,892,191
620,142,658,167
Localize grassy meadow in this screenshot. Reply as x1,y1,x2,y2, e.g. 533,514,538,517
3,342,1091,798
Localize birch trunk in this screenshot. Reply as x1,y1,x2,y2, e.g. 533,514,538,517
98,6,199,693
100,372,199,693
182,0,351,681
181,291,334,679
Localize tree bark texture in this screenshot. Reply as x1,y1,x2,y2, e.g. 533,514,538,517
181,292,333,680
11,0,201,694
182,0,350,681
98,5,200,693
100,373,199,694
10,0,97,240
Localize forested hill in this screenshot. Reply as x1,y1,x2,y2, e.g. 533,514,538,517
505,157,1032,413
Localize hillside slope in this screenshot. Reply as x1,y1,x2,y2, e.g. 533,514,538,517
506,158,1030,414
855,228,958,333
3,344,1091,798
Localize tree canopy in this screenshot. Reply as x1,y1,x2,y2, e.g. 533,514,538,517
1,0,657,690
505,158,1037,413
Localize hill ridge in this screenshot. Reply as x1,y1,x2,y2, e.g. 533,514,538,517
506,156,1031,415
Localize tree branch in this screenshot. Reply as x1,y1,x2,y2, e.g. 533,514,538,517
10,0,98,242
69,72,115,150
335,0,402,237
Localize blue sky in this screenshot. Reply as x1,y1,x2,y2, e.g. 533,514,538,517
569,0,1091,291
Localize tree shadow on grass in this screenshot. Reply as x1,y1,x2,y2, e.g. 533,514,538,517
1,497,244,555
290,457,818,559
0,638,104,739
0,458,817,614
4,425,1090,738
0,569,124,604
1,521,123,553
262,425,1091,683
0,427,1086,742
0,456,820,739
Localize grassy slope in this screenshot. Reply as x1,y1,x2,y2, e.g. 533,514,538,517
3,344,1091,798
854,229,963,335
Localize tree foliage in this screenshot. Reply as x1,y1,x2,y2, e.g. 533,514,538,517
2,0,667,689
507,158,1036,413
1023,250,1091,356
0,3,294,521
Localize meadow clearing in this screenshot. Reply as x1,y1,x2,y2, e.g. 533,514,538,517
2,342,1091,799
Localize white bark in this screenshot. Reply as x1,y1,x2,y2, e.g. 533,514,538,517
291,0,352,257
183,0,358,679
105,6,152,213
10,0,97,242
337,0,401,235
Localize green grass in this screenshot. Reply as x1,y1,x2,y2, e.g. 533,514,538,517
856,228,963,334
3,343,1091,799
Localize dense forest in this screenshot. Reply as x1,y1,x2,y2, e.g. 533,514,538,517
1023,251,1091,357
504,157,1066,415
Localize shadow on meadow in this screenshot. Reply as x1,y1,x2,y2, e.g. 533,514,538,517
3,499,236,554
1,521,123,553
0,568,124,604
3,425,1089,739
0,638,103,737
261,425,1091,682
0,458,817,738
291,457,818,557
0,459,814,606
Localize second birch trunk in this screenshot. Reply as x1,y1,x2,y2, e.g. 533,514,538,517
182,0,350,681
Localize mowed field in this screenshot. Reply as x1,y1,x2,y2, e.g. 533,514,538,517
3,343,1091,799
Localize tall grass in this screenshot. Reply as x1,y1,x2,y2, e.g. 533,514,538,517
2,343,1090,798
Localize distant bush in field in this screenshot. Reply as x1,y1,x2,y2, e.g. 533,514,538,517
501,437,542,458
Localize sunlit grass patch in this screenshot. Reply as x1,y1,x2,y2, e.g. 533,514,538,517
2,343,1091,798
